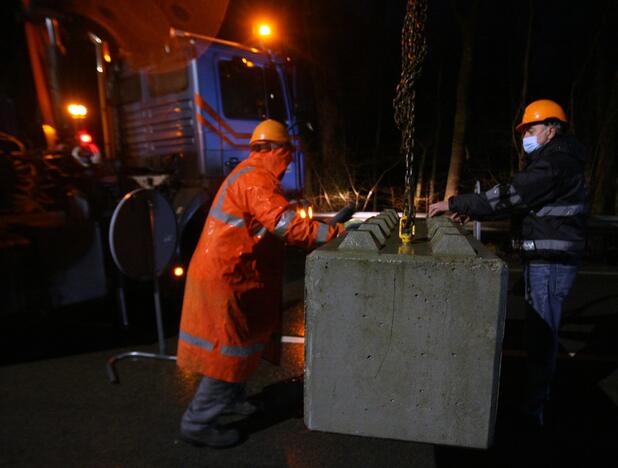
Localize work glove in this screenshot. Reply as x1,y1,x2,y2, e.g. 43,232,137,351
344,219,363,230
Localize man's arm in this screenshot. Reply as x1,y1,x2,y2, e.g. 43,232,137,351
438,158,559,220
246,180,343,249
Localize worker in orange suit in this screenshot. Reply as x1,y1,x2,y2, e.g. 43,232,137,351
177,119,344,448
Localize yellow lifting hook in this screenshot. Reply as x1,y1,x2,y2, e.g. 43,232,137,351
399,214,415,244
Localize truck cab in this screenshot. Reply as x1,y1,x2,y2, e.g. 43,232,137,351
116,39,305,263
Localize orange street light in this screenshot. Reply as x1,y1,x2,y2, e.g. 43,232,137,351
258,23,272,37
254,21,275,42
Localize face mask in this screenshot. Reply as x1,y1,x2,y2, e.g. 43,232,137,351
522,135,541,154
522,126,551,154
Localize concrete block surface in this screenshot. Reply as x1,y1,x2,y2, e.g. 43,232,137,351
338,230,381,251
305,215,507,449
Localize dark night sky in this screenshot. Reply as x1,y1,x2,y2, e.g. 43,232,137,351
216,0,617,192
1,0,617,195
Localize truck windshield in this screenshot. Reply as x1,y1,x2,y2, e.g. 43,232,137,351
219,58,287,122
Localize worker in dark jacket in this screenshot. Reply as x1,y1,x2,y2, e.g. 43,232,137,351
428,99,587,428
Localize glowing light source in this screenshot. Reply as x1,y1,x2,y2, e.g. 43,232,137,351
103,42,111,63
257,23,272,37
299,208,307,219
42,124,58,148
79,132,93,144
308,206,313,219
241,57,255,68
174,266,185,277
67,103,87,119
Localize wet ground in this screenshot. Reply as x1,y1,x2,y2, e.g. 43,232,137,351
1,247,617,467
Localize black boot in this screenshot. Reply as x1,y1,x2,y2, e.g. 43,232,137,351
179,426,241,448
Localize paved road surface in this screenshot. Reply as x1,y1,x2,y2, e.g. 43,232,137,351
1,249,616,467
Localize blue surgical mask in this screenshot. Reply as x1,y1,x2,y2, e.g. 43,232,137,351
522,135,541,154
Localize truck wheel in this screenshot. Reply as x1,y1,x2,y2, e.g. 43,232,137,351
174,189,212,266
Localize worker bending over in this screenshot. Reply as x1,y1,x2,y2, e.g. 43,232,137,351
177,119,344,447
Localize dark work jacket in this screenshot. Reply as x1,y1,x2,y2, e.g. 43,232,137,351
449,135,587,263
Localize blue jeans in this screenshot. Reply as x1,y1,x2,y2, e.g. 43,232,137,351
523,262,578,425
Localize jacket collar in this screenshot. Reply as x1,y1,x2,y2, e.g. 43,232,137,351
524,134,585,167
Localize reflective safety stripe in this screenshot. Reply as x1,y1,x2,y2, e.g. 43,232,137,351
518,239,584,251
534,204,585,217
274,209,297,238
180,331,266,358
209,166,255,228
179,331,215,352
484,184,522,211
315,222,329,244
221,342,265,357
209,208,245,227
250,223,268,238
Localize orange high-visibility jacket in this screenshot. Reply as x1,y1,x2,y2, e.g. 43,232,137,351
177,147,343,382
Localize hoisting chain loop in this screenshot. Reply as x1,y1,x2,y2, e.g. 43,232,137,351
393,0,427,243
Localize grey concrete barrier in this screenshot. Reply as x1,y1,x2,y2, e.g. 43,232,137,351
304,212,508,448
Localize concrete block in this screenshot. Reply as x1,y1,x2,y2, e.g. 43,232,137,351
365,217,391,237
430,229,477,257
426,216,452,238
338,230,381,251
374,213,396,230
305,217,507,449
357,223,386,245
382,209,399,224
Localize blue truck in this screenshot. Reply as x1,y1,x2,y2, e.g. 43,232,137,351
2,19,310,313
115,30,307,264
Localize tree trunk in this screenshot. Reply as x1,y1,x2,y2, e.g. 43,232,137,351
429,64,443,204
444,1,478,199
511,0,533,173
591,71,618,214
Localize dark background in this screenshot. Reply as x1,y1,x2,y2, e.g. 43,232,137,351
217,0,618,207
1,0,617,207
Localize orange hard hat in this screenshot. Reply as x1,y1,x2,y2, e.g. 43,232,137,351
516,99,567,133
249,119,290,145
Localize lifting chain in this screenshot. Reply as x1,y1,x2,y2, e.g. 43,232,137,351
393,0,428,244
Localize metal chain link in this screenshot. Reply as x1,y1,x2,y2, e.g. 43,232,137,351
393,0,428,242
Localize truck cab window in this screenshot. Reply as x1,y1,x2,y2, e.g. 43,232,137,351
219,58,287,122
147,68,188,97
264,65,287,123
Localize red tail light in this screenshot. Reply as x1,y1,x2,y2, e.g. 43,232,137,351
79,132,93,144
